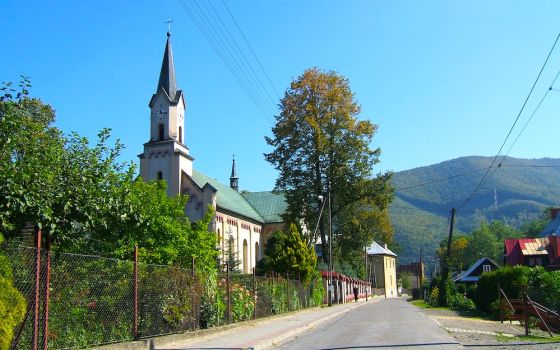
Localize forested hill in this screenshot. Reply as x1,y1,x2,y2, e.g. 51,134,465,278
390,156,560,265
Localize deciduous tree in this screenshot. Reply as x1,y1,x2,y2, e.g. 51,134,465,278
265,68,393,265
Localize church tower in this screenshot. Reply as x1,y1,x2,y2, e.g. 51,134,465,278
139,32,193,196
230,156,239,191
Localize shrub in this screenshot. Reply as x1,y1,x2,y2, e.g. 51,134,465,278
427,286,439,306
474,265,529,313
0,234,26,350
448,293,475,311
310,276,325,306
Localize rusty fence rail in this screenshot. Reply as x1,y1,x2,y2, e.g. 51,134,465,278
5,243,323,350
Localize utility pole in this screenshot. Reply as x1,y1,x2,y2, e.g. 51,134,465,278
438,208,455,306
328,181,333,306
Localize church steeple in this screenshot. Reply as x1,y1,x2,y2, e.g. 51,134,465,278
157,32,177,101
230,155,239,191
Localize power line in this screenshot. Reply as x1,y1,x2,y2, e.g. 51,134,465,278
177,0,278,122
221,0,281,99
500,67,560,162
394,168,488,192
457,32,560,211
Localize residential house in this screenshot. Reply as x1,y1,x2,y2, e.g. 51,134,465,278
366,241,398,297
453,257,500,284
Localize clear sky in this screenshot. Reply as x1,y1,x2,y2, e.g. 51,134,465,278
2,1,559,192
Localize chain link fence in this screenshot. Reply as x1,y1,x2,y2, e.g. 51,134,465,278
526,285,560,334
5,244,323,350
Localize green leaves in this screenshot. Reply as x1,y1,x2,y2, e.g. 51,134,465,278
265,68,394,267
258,224,317,283
0,82,217,271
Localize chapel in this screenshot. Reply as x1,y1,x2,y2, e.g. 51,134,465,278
138,32,286,273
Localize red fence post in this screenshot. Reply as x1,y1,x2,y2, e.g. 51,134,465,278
133,245,138,340
226,263,231,323
192,256,196,329
32,227,42,350
286,272,290,312
253,267,257,320
42,231,51,350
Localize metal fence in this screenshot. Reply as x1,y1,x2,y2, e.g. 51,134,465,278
6,244,322,350
499,284,560,337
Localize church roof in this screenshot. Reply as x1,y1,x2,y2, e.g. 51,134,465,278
190,169,264,223
157,33,178,101
242,191,287,223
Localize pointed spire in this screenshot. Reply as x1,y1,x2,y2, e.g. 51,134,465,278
157,32,177,101
230,154,239,191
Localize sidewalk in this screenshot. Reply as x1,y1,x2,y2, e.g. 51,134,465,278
153,297,382,350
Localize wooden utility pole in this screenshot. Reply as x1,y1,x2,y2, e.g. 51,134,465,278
438,208,455,306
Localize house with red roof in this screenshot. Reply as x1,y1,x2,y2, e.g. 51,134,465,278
504,208,560,269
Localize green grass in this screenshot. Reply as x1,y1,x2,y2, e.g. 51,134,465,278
409,300,448,310
496,334,560,343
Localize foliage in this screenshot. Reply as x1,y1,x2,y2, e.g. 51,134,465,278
474,265,530,313
257,224,317,283
200,271,226,328
447,293,475,311
427,286,439,307
0,234,25,350
391,155,560,265
0,81,217,271
310,274,325,306
437,220,522,273
224,232,241,272
229,281,254,322
399,272,414,290
265,68,393,264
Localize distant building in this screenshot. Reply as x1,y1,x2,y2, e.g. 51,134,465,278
366,241,397,297
504,208,560,270
138,32,286,273
397,261,425,288
453,257,500,284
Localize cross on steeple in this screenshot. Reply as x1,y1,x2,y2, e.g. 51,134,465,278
165,17,174,35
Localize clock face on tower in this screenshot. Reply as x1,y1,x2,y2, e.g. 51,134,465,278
155,104,167,120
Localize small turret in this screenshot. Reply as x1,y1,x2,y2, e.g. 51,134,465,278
230,155,239,191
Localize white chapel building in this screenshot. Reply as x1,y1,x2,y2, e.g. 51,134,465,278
139,33,286,273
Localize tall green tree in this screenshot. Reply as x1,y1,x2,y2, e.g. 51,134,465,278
257,224,317,283
0,81,217,270
265,68,393,264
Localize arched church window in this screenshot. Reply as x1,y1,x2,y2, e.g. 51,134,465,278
179,126,183,143
158,124,164,141
157,171,163,181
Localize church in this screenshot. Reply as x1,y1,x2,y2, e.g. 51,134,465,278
138,32,286,273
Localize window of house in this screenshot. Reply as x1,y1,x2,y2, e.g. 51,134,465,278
482,264,491,273
157,171,163,181
158,124,164,141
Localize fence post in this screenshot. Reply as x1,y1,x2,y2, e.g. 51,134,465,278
253,267,257,320
498,283,502,323
32,226,42,350
192,256,196,329
286,272,290,312
523,286,529,336
42,231,51,350
226,263,231,323
133,245,138,340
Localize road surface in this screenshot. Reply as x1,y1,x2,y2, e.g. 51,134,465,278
274,298,463,349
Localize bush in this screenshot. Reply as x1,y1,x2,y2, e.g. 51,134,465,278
448,293,475,311
310,276,325,306
427,286,439,306
0,234,26,350
474,265,529,313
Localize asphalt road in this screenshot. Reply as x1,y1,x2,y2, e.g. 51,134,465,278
274,298,464,350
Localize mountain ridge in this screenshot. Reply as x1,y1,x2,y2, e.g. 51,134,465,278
390,156,560,265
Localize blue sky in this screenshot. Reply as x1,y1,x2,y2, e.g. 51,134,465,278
2,1,560,191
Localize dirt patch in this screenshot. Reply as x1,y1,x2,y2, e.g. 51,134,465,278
418,306,560,349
